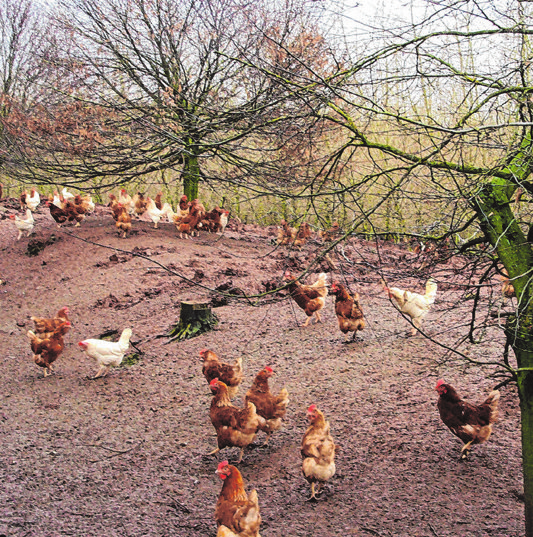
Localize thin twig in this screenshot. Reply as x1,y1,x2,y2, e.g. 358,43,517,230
361,527,388,536
82,441,143,462
428,522,441,537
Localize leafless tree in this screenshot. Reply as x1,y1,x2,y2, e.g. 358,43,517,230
2,0,338,199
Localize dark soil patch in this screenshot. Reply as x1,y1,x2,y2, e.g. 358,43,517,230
0,199,524,536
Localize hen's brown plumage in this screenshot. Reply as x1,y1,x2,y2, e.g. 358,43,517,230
245,366,289,444
301,404,337,500
283,271,328,327
115,205,132,238
330,282,365,341
201,349,243,399
203,207,225,233
435,380,500,459
154,191,163,210
276,220,297,245
47,201,68,227
294,222,312,248
27,321,71,377
209,379,266,463
175,204,203,238
64,197,87,226
31,307,70,337
133,192,147,216
215,461,262,537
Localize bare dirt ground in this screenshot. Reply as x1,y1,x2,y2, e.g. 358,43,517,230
0,198,524,537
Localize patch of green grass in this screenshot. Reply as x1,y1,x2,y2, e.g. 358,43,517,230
167,312,219,342
121,352,141,367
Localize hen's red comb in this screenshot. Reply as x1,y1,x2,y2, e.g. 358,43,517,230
435,379,446,388
265,366,273,373
210,378,219,387
308,404,317,412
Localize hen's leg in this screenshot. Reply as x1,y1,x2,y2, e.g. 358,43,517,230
208,447,220,456
92,366,105,379
460,440,473,459
262,432,272,446
409,318,421,336
302,316,311,327
315,311,322,324
306,482,318,501
351,329,364,341
236,448,244,463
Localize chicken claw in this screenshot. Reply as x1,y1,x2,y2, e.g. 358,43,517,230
305,482,323,501
460,441,474,460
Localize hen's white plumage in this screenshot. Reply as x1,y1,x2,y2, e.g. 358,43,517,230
25,189,40,211
145,197,165,228
50,191,64,208
83,195,95,213
118,189,135,214
78,328,132,378
160,202,175,222
10,209,34,240
384,278,437,335
61,187,75,201
219,210,229,233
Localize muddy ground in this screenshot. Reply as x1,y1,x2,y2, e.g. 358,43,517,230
0,198,525,537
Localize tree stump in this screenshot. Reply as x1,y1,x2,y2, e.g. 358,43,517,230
181,301,213,324
168,301,218,341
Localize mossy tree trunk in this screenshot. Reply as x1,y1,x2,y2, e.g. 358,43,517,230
473,135,533,535
505,315,533,536
182,148,200,201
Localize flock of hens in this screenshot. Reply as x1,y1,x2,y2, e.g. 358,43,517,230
4,183,503,537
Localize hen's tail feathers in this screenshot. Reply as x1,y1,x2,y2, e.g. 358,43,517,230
425,278,438,303
245,402,267,430
485,390,500,423
276,388,290,408
27,330,39,342
217,526,239,537
34,355,46,367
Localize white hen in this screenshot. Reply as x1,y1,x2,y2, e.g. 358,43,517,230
61,187,75,201
219,210,229,233
145,197,165,228
160,202,175,222
78,328,132,378
118,189,135,214
383,278,437,336
9,209,34,240
25,188,40,211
